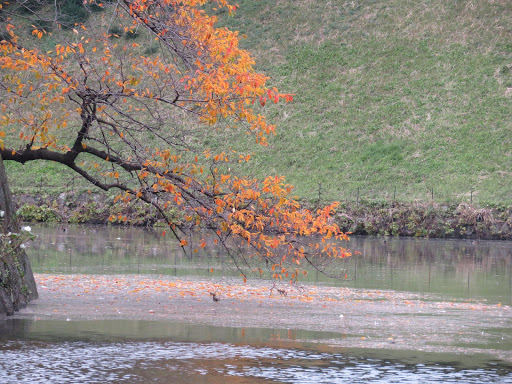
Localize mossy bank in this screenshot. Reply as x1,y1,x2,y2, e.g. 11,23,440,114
12,193,512,240
333,201,512,240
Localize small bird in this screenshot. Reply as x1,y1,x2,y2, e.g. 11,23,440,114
210,292,220,302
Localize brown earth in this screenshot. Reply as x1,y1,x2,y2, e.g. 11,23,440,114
12,273,512,363
13,192,512,240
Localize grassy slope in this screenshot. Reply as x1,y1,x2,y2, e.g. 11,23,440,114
6,0,512,205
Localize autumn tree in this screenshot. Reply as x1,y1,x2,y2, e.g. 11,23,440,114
0,0,350,315
0,154,38,316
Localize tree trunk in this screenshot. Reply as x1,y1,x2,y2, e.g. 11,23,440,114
0,154,38,318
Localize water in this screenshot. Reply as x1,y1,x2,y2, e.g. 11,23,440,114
3,225,512,382
1,319,511,383
27,224,512,304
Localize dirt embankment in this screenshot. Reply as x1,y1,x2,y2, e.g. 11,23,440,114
13,273,512,363
13,192,512,240
335,201,512,239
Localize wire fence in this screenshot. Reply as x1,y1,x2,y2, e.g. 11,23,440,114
16,175,511,208
313,183,508,207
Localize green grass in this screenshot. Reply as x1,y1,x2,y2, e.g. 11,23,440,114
212,0,512,204
5,0,512,205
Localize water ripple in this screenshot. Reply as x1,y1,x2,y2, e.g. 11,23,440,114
1,340,511,384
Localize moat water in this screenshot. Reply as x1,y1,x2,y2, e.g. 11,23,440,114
0,225,511,383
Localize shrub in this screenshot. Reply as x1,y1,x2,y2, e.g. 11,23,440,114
144,44,159,55
108,25,124,38
125,30,140,39
30,19,53,34
16,0,44,15
17,204,61,222
58,0,89,29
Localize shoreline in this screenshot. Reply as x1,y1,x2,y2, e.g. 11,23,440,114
13,192,512,240
10,273,512,363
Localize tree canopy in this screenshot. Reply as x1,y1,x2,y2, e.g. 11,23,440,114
0,0,350,282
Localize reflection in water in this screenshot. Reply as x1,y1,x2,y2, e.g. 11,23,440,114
1,319,511,384
332,236,512,304
10,227,512,383
27,225,512,304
